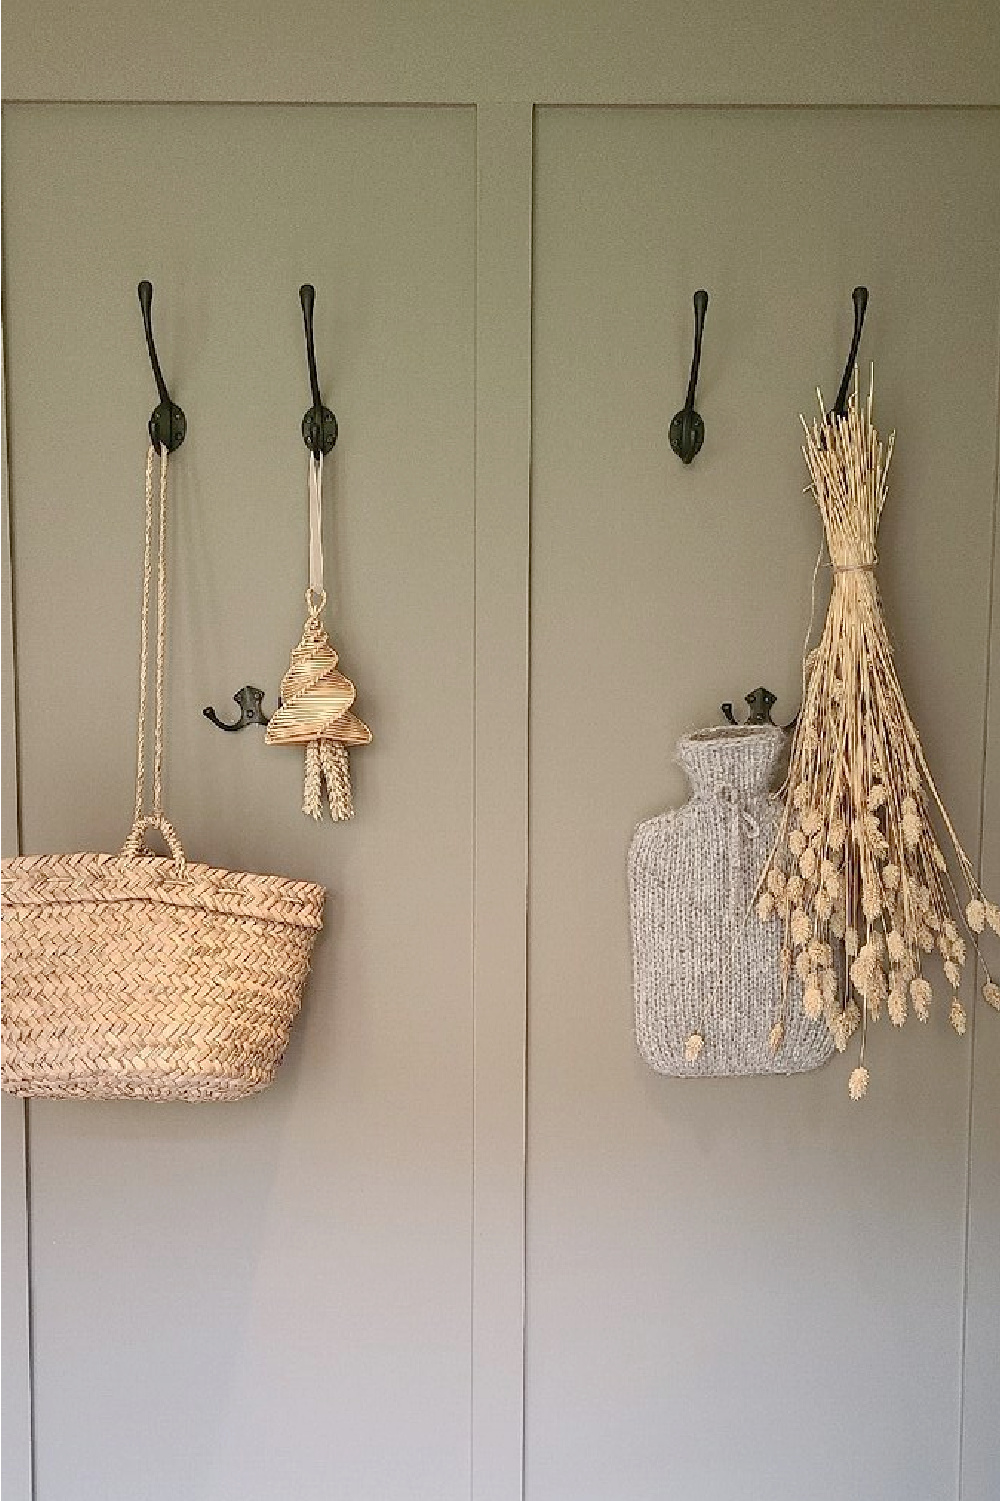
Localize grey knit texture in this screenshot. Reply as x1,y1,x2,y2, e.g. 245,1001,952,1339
629,725,834,1077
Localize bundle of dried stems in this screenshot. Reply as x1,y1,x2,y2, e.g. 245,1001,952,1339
759,376,999,1099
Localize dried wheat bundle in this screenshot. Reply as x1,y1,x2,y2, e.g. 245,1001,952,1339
759,376,999,1098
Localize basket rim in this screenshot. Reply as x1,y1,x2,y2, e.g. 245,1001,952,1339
1,850,325,930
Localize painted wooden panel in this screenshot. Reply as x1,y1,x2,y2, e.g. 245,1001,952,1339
528,106,1000,1501
3,102,476,1501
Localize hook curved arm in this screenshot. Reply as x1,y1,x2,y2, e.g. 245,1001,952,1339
832,286,869,418
299,284,338,458
669,289,709,465
138,281,186,452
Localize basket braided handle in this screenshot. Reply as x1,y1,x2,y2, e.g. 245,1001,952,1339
120,445,187,876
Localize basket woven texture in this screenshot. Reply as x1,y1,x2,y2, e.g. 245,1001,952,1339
1,447,325,1101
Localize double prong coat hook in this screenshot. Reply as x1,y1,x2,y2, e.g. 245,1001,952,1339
203,686,271,732
138,281,186,453
299,284,338,458
831,286,869,419
669,289,709,465
721,687,797,732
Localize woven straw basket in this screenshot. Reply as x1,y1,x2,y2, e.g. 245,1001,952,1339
1,446,325,1101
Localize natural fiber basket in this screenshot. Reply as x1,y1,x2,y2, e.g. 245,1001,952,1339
1,446,325,1101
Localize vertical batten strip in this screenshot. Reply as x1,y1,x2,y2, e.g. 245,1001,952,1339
959,325,1000,1501
1,356,34,1501
471,102,533,1501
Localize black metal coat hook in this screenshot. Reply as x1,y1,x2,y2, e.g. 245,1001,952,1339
831,286,869,419
137,281,186,453
669,289,709,465
299,284,338,458
721,687,796,732
203,686,271,732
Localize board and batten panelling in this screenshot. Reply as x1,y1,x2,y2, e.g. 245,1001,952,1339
527,107,1000,1501
2,102,476,1501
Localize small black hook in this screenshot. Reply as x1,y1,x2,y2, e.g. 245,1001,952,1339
721,687,796,731
203,686,271,732
669,289,709,465
137,281,186,453
831,286,869,419
299,284,338,459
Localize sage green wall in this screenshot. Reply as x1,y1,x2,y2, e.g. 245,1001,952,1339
2,6,998,1501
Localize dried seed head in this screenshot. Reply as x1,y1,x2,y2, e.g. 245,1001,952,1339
902,810,923,849
786,873,805,905
917,926,936,954
986,903,1000,937
684,1033,705,1064
911,977,932,1022
821,968,839,1004
844,926,859,958
943,959,961,989
966,899,986,935
767,867,786,898
888,986,907,1027
861,812,889,860
828,818,847,852
862,883,883,922
789,828,807,858
802,986,823,1020
800,809,823,838
949,999,967,1037
849,1066,870,1101
882,863,900,893
843,1000,861,1041
932,845,948,872
943,918,959,943
768,1020,785,1053
983,981,1000,1011
790,907,811,947
850,947,876,992
950,935,967,967
799,847,818,881
830,905,847,940
792,781,811,810
887,929,906,964
815,890,835,921
808,938,832,968
757,890,776,923
867,784,888,811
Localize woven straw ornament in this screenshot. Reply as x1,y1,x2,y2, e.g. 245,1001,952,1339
266,454,371,819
